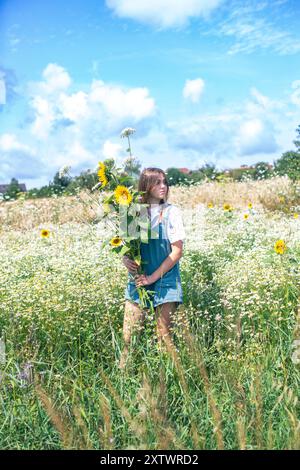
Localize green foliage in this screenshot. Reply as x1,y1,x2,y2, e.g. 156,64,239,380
166,168,191,186
275,151,300,181
4,178,22,200
253,162,274,180
275,125,300,181
193,163,219,181
123,156,142,178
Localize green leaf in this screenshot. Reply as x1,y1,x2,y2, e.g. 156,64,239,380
133,254,141,265
104,194,115,203
120,245,131,256
138,220,149,229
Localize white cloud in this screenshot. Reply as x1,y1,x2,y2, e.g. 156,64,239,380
167,86,284,167
15,63,158,185
0,133,33,153
106,0,222,29
28,63,72,97
6,63,299,189
30,96,55,140
58,91,89,121
90,79,155,120
102,140,124,163
42,63,72,93
28,65,156,140
236,118,278,156
183,78,205,103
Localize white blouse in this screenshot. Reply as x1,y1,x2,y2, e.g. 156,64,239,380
148,202,185,243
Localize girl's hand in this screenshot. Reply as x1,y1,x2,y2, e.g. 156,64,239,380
135,274,153,287
122,256,139,274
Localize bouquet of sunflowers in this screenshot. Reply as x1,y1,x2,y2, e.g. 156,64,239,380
96,160,154,309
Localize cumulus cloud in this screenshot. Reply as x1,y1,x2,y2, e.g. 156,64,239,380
90,80,155,121
102,140,124,163
59,91,89,121
10,63,157,185
0,133,32,153
167,86,282,167
106,0,222,29
27,64,156,140
28,63,72,96
3,62,296,188
236,118,278,156
183,78,205,103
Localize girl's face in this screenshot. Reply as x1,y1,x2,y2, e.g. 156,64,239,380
149,174,168,202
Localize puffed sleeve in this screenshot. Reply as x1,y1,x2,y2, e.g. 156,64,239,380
166,205,185,243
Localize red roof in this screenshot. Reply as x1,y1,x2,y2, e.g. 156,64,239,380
178,167,190,174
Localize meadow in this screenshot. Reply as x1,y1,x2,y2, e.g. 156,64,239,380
0,176,300,450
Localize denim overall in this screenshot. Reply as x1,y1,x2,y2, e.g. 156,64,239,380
124,204,183,308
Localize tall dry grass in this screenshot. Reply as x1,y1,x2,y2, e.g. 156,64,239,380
1,176,299,231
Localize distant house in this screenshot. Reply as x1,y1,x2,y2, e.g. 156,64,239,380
0,183,27,194
178,167,191,174
238,165,255,170
233,163,274,171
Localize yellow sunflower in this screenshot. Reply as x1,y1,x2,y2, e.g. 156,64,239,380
248,203,253,209
110,236,123,247
208,202,214,208
114,185,133,205
244,213,249,220
98,162,108,188
40,229,50,238
223,203,233,211
274,239,287,255
293,213,299,219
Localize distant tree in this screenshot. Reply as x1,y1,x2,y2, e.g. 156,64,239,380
5,177,21,199
293,124,300,150
123,156,142,178
274,125,300,181
69,169,98,191
190,163,220,182
200,163,218,179
275,151,300,181
166,168,191,186
253,162,273,180
52,170,72,189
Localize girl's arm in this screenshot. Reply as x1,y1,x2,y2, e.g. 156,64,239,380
135,240,183,286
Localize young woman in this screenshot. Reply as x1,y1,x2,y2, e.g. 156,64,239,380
119,167,185,369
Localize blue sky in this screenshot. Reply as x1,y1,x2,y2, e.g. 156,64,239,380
1,0,300,189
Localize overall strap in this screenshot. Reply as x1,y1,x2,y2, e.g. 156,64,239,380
159,203,171,223
158,207,164,223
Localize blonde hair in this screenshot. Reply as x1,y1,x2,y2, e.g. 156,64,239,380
138,167,169,205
